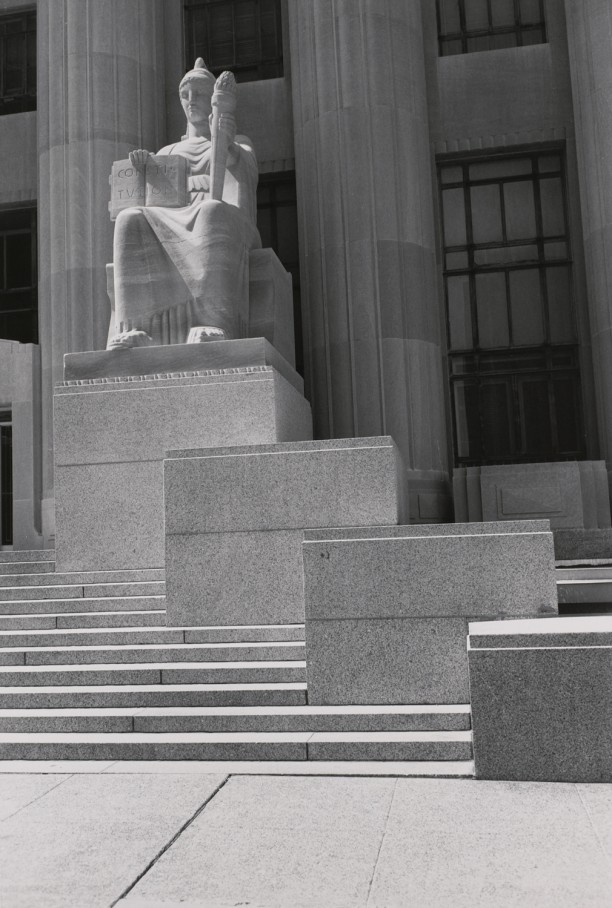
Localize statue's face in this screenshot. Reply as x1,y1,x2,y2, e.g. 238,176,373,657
180,79,213,126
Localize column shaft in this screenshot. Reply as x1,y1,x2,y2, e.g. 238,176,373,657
565,0,612,472
288,0,450,518
37,0,167,540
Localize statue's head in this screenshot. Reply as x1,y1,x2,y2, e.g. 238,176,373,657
179,58,215,129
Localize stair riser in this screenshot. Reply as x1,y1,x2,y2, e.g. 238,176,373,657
0,667,306,686
0,715,471,733
0,645,306,666
0,552,53,564
0,630,184,647
0,612,166,631
0,562,56,575
0,583,164,601
183,627,305,643
0,571,164,587
0,597,164,615
0,742,472,761
0,690,308,707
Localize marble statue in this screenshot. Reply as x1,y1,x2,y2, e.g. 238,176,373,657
107,59,261,349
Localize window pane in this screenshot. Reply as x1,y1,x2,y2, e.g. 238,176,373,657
5,233,31,290
481,380,513,458
546,266,575,343
471,184,503,243
521,27,544,45
540,178,565,236
440,38,463,55
491,0,516,27
519,377,552,454
554,376,581,453
441,165,463,185
438,0,461,35
538,155,561,173
543,241,567,261
464,0,489,30
447,275,472,350
446,251,469,270
475,272,509,347
491,32,518,50
469,159,531,181
474,244,537,266
467,35,493,52
504,180,536,239
509,269,544,345
520,0,542,24
442,188,467,246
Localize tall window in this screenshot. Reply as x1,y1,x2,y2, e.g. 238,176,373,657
0,208,37,344
257,172,302,373
0,11,36,114
437,0,546,56
184,0,283,82
439,152,584,466
0,412,11,547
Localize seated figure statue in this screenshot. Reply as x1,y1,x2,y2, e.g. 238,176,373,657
107,58,261,349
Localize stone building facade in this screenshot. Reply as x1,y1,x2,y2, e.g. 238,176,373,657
0,0,611,551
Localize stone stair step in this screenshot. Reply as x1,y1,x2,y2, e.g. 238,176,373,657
0,730,472,761
0,660,307,687
0,682,308,708
0,704,470,734
0,627,184,647
557,577,612,604
0,611,167,631
0,641,306,666
0,596,165,615
0,562,56,575
0,551,54,564
0,570,165,587
0,582,164,601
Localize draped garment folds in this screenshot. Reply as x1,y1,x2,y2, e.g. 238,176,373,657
112,135,261,344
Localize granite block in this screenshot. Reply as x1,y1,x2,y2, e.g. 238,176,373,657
63,337,302,392
469,615,612,648
164,437,401,534
468,645,612,781
54,369,311,466
54,367,312,572
307,738,472,762
303,519,550,540
554,528,612,560
165,529,306,627
303,528,557,621
306,618,470,705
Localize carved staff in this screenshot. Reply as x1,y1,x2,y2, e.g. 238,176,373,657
209,71,237,202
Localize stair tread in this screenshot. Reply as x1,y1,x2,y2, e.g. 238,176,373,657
0,730,472,742
0,682,307,692
0,704,470,717
0,641,305,653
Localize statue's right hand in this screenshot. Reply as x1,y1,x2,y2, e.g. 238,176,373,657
129,149,150,170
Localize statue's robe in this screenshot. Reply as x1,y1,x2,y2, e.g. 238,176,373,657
112,135,261,344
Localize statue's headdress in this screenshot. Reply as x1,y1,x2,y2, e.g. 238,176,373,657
179,58,216,93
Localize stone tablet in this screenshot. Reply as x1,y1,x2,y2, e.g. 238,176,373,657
109,155,188,220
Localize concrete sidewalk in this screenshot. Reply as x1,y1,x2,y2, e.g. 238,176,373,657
1,766,611,907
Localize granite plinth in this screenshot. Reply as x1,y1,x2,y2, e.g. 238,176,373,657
54,364,312,572
468,617,612,782
63,337,302,392
303,522,556,706
164,437,402,626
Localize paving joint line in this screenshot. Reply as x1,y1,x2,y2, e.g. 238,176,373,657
1,772,75,823
110,773,231,906
365,776,398,905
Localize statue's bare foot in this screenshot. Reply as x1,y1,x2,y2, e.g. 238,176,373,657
106,329,154,350
187,326,228,343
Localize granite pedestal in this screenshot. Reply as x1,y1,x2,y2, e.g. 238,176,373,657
164,437,403,626
54,340,312,572
303,521,558,705
469,616,612,781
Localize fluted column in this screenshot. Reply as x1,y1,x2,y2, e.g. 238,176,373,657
287,0,450,519
37,0,167,541
565,1,612,477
